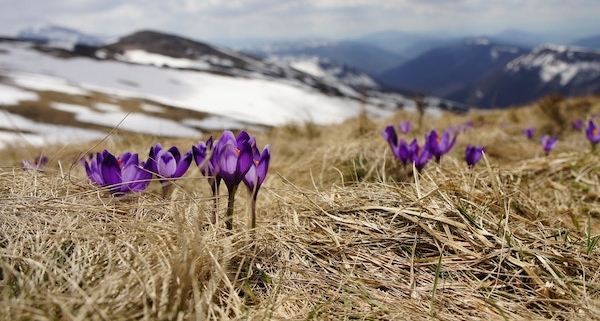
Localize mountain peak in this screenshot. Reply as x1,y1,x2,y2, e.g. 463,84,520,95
16,23,107,48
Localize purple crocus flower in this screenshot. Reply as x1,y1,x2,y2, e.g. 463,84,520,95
397,138,419,167
193,136,217,182
192,136,222,224
586,120,600,148
243,142,271,229
21,155,48,172
572,119,584,131
147,143,192,183
398,121,412,134
412,144,432,173
382,125,403,162
465,145,484,168
460,121,475,132
540,135,558,155
83,150,152,195
147,143,192,197
523,127,535,139
214,130,253,230
215,130,253,192
243,144,271,196
382,126,419,168
382,125,399,150
426,130,457,163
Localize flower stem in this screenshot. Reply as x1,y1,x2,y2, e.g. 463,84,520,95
225,184,238,230
249,193,257,229
211,180,219,225
161,182,173,199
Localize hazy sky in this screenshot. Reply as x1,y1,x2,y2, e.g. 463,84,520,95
1,0,599,45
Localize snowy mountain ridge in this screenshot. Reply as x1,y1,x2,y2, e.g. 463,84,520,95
447,44,600,108
93,30,380,99
16,22,109,50
265,55,379,90
505,44,600,86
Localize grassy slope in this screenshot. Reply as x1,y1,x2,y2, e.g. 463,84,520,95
1,94,600,320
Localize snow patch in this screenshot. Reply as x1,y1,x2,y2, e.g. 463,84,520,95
0,110,107,148
49,102,201,137
75,112,202,137
95,102,121,112
183,116,259,131
0,83,38,105
116,50,211,70
288,57,326,78
8,71,89,96
0,42,380,127
51,102,90,114
140,103,165,113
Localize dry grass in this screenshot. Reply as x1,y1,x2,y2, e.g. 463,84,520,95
2,95,600,320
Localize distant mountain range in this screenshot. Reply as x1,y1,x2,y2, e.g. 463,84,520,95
15,23,109,49
241,40,406,75
448,44,600,108
10,23,600,109
375,38,527,97
97,30,386,97
375,38,600,108
571,35,600,50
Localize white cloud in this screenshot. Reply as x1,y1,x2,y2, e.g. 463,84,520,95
1,0,600,42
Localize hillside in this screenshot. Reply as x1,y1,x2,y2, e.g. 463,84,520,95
1,92,600,320
10,24,600,111
242,39,406,75
376,38,526,97
1,35,471,149
449,44,600,108
571,34,600,50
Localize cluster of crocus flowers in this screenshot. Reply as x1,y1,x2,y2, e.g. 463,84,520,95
522,126,560,155
382,125,456,173
192,130,270,229
82,130,270,230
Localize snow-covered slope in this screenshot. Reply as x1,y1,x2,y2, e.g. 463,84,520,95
266,55,379,90
0,27,465,149
94,30,381,100
1,42,383,126
0,40,404,148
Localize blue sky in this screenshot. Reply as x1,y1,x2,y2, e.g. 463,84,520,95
1,0,599,45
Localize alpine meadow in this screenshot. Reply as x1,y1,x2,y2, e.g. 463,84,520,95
2,92,600,320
